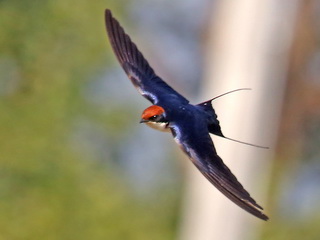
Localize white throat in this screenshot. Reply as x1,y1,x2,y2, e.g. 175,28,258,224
145,121,170,132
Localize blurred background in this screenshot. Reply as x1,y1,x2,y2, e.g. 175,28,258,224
0,0,319,239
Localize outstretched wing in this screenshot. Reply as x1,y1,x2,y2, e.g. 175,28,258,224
171,118,269,220
104,9,188,105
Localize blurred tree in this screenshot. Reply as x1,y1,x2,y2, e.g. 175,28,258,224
262,1,320,239
178,0,320,240
0,1,179,239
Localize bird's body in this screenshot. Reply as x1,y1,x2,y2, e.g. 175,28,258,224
104,9,268,220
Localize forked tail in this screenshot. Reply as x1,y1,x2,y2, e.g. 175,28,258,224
220,135,269,149
197,88,269,149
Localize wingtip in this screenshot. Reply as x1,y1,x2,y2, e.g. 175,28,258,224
251,202,269,221
105,9,114,23
238,197,269,220
105,9,112,16
104,9,112,26
260,212,269,221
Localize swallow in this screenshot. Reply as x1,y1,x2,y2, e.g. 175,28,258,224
104,9,268,220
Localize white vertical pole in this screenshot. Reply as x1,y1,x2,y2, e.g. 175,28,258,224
178,1,301,240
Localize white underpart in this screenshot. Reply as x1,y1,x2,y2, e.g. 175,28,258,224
145,121,170,132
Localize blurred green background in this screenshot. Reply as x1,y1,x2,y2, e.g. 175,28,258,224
1,0,320,239
0,1,180,239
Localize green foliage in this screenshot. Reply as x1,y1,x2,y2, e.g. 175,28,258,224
261,214,320,240
0,1,179,239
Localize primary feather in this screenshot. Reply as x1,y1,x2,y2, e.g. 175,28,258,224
105,9,188,105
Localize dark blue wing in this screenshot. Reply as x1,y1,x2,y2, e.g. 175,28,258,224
170,115,268,220
105,9,189,105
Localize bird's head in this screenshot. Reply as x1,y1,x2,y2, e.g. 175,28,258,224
140,105,169,132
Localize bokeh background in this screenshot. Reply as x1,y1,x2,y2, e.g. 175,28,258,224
0,0,319,239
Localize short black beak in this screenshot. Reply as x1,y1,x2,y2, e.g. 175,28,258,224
139,119,148,123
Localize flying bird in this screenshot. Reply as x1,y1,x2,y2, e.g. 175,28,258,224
104,9,268,220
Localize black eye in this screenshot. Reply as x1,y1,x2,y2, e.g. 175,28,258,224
149,115,158,121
